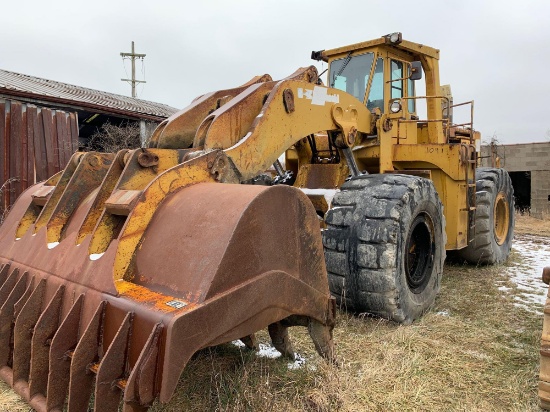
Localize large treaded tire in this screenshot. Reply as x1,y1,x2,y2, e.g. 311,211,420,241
455,167,514,265
322,174,446,324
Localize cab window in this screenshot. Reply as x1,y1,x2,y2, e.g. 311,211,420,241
329,52,374,102
407,77,416,113
391,59,416,113
391,60,404,99
367,58,384,111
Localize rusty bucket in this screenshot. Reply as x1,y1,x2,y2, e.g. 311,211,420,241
0,150,335,411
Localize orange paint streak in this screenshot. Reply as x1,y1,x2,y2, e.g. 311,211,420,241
116,280,198,313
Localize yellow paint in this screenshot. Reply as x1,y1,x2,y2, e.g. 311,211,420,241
222,80,372,181
493,192,510,245
113,152,223,283
322,35,480,251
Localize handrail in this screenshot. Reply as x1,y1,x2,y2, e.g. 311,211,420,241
389,96,475,143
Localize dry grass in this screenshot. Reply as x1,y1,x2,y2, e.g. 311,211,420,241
0,225,544,411
147,258,540,412
0,388,31,412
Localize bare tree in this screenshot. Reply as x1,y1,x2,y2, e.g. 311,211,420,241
0,178,19,225
85,121,145,152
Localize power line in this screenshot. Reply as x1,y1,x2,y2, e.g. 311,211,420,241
138,57,146,98
120,41,146,98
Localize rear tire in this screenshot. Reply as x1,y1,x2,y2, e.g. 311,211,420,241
322,174,446,324
455,167,514,265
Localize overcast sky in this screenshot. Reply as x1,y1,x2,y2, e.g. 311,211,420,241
1,0,549,144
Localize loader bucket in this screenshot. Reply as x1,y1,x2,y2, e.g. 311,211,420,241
0,150,335,411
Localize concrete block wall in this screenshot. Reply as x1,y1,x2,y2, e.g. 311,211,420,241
480,142,550,218
532,170,550,218
481,142,550,171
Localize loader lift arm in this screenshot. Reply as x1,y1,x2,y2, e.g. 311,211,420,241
215,80,373,181
113,80,373,283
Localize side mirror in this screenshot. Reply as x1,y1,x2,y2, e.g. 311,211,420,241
311,50,328,62
410,61,422,81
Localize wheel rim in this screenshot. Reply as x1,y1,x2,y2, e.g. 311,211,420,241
405,214,435,294
493,192,510,246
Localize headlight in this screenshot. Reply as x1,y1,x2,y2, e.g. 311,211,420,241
390,101,402,113
385,32,402,45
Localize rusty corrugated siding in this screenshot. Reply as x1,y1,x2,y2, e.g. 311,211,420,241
1,99,78,210
0,69,178,120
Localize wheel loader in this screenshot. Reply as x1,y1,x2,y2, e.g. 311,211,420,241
0,33,514,411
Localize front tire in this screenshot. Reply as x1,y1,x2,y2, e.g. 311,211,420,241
455,168,514,265
322,174,446,324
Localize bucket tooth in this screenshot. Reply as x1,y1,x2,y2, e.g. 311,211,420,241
13,278,46,384
29,284,65,399
67,301,106,412
0,263,10,287
0,267,20,303
93,311,133,412
124,323,163,408
268,322,295,360
14,275,36,319
47,294,84,412
0,271,28,371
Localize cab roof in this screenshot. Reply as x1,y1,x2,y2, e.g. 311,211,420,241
320,33,440,61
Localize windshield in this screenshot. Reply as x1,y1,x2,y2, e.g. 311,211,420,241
329,52,374,102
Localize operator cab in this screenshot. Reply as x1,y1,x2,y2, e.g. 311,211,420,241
313,32,425,119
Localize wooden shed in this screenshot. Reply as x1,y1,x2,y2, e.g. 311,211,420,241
0,69,178,212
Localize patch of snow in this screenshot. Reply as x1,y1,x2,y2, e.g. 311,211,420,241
501,234,550,313
89,253,105,261
231,340,308,370
436,310,450,317
287,352,307,370
257,343,282,359
47,242,59,249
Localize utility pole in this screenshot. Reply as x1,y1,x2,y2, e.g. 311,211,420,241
120,41,146,98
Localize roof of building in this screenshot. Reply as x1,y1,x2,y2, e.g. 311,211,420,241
0,69,179,121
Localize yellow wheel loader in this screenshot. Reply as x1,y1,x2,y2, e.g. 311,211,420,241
0,33,514,411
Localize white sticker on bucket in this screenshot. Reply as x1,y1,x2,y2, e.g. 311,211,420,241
166,300,187,309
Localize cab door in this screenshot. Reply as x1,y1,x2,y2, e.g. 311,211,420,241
385,54,417,144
